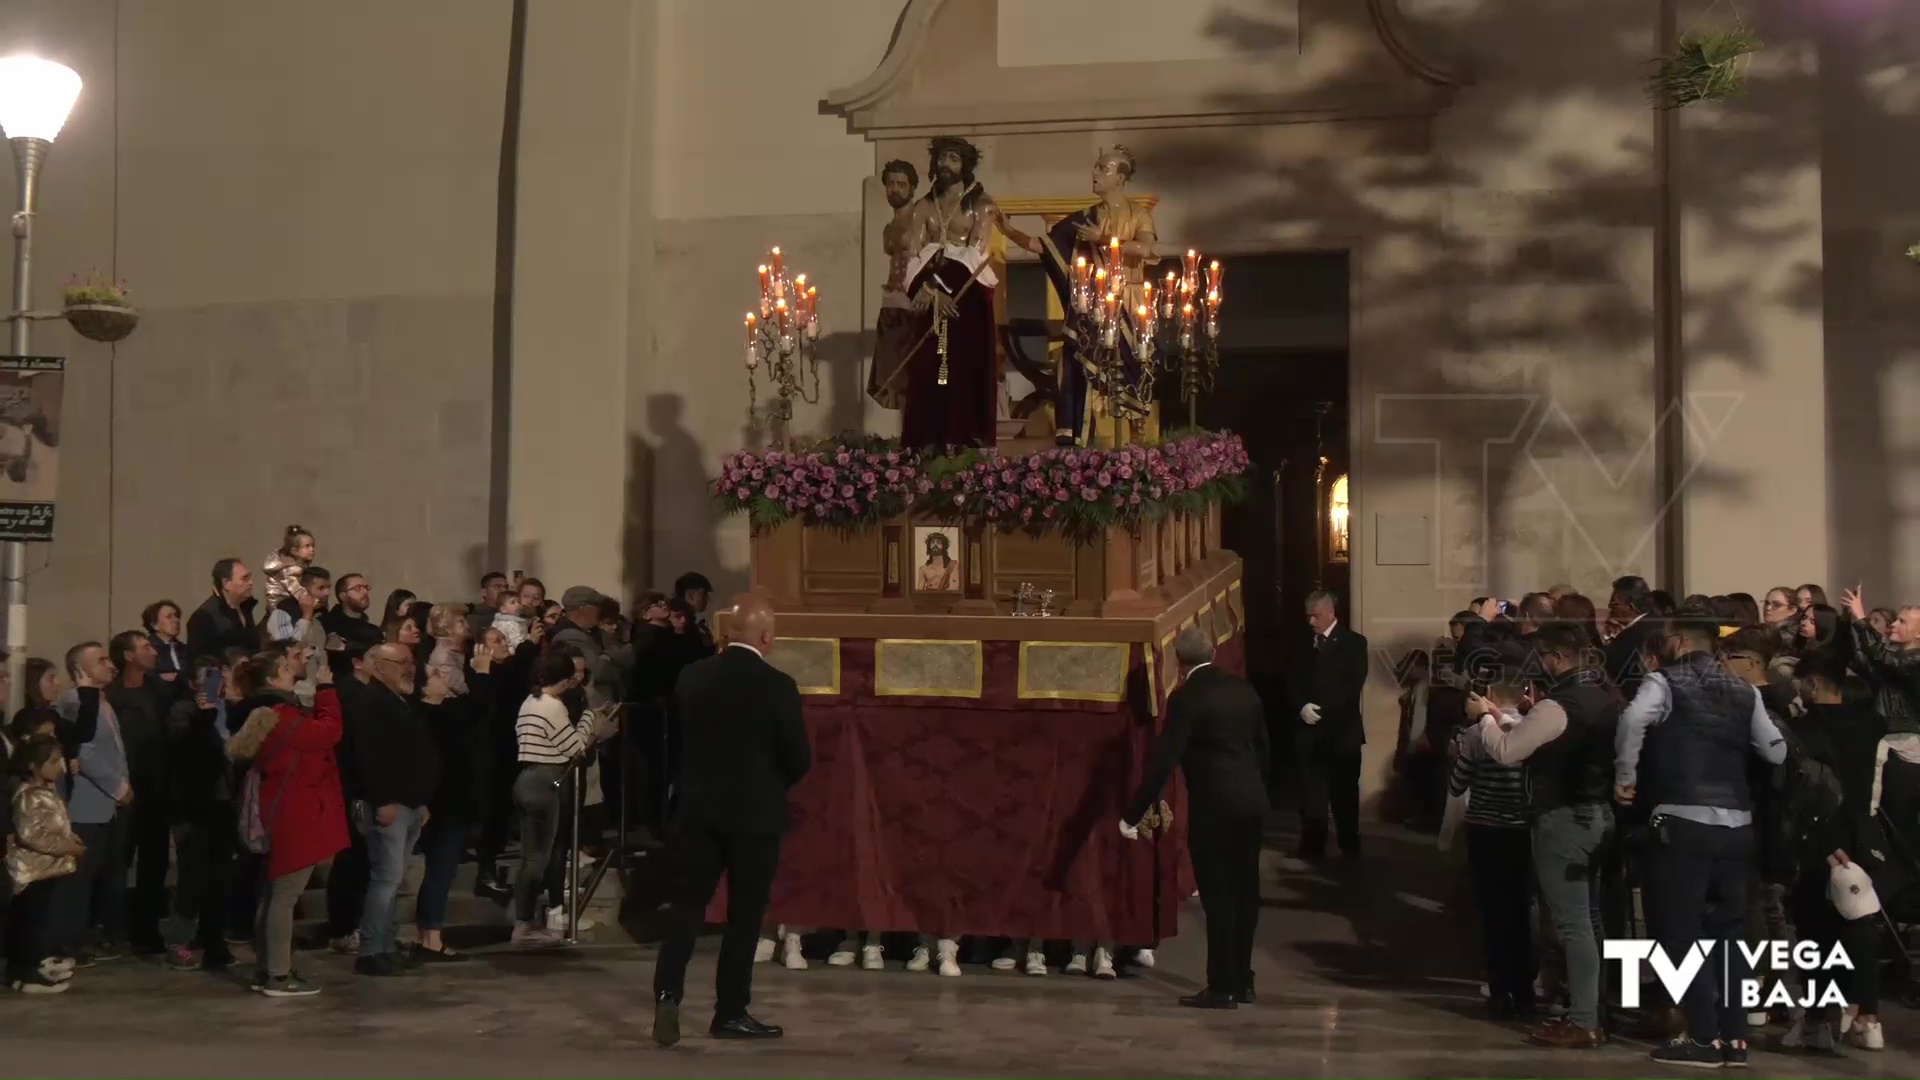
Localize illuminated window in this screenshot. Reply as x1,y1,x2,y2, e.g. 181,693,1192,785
1329,472,1350,563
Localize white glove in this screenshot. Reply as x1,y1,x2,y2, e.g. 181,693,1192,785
1300,703,1322,725
1118,819,1140,841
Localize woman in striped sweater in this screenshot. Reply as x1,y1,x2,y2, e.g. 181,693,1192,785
510,651,612,945
1446,678,1535,1019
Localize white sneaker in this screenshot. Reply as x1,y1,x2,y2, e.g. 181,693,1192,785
545,905,596,933
1091,946,1116,980
861,944,885,970
328,931,360,954
827,948,857,967
990,955,1016,971
906,945,931,972
1839,1006,1855,1035
1024,950,1048,976
37,958,72,983
781,933,807,970
936,938,961,977
755,937,775,963
1066,952,1089,975
1134,948,1155,968
1849,1018,1884,1051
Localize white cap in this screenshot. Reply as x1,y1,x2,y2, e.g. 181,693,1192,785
1829,862,1881,921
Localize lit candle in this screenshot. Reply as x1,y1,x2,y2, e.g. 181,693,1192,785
806,285,818,322
769,247,784,278
745,312,756,344
1181,300,1195,329
1206,289,1220,312
757,264,770,298
1108,236,1122,272
774,297,789,332
1207,260,1222,292
1184,248,1199,281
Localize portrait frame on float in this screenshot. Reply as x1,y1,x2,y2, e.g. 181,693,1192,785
911,524,962,594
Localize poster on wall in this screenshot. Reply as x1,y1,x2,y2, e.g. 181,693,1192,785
0,356,64,542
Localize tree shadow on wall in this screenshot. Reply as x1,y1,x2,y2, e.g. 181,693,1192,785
1173,0,1845,677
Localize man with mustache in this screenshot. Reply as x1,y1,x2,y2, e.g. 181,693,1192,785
894,135,1000,450
865,159,921,411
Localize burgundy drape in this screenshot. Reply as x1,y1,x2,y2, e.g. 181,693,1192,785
706,635,1243,943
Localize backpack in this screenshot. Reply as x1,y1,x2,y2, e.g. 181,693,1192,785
237,715,303,855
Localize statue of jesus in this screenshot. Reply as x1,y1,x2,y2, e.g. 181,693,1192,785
896,136,1000,451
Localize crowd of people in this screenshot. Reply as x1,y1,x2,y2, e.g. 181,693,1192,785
0,523,721,998
1390,576,1917,1066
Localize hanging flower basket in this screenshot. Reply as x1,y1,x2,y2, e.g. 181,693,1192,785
63,302,139,343
60,270,139,343
1648,22,1761,110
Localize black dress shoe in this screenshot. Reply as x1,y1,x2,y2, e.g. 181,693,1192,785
1179,989,1239,1010
652,993,681,1047
710,1014,784,1039
1234,976,1256,1005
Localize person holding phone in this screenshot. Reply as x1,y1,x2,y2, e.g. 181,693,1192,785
158,657,242,971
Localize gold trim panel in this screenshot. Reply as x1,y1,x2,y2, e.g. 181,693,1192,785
1143,641,1158,716
767,637,841,696
1016,640,1129,703
874,638,984,699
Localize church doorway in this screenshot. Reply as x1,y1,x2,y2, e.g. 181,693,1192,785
1189,251,1351,775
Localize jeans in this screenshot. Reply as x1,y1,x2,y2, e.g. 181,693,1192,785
163,810,235,959
1466,823,1535,1006
359,804,427,957
1532,804,1614,1030
513,765,567,924
1645,814,1755,1044
414,815,469,931
254,864,317,979
55,815,127,953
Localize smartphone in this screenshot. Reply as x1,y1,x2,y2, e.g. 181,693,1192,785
1469,675,1490,698
202,668,223,702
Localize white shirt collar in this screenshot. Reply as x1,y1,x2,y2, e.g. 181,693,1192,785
1318,619,1338,638
1183,661,1212,682
729,642,765,659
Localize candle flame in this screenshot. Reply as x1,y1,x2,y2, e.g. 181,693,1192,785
770,247,781,256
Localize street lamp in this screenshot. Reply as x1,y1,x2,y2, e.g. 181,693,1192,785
0,55,82,713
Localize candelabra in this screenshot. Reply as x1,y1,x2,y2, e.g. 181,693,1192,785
1066,242,1223,428
743,245,820,446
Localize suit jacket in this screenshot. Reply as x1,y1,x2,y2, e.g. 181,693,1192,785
1291,623,1370,752
1605,617,1658,698
1125,665,1270,824
672,644,812,836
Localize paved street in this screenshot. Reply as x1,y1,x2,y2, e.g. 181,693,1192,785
4,828,1918,1078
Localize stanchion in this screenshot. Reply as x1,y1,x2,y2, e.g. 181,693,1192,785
565,755,584,946
578,700,639,914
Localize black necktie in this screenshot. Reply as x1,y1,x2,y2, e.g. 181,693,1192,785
1314,634,1325,651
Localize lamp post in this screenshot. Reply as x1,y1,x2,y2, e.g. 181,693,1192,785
0,56,82,713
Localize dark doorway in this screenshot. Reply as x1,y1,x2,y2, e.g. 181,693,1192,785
1187,251,1350,802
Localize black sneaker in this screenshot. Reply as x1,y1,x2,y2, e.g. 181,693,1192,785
653,991,681,1047
1652,1037,1725,1069
1722,1039,1748,1068
353,954,405,978
260,974,322,998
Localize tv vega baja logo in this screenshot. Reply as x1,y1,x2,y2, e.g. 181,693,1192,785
1604,940,1853,1009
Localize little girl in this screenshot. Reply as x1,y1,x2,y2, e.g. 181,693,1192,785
7,736,83,994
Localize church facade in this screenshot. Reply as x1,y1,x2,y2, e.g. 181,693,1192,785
5,0,1914,783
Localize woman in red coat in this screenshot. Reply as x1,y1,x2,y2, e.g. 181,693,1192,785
227,648,347,998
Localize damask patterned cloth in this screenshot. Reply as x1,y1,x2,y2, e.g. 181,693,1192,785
706,637,1243,941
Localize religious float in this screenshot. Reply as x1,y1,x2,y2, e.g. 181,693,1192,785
714,139,1245,946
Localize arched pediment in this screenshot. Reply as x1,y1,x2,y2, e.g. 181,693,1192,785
823,0,1460,137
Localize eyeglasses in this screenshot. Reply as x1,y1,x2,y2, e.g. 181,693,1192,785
1764,599,1793,611
1722,653,1762,666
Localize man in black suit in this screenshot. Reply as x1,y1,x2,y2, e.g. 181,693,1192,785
1291,589,1369,859
652,598,811,1046
1122,626,1269,1009
1604,574,1660,697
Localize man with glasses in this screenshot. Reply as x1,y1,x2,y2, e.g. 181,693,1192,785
321,573,384,682
351,643,441,977
1614,609,1787,1068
